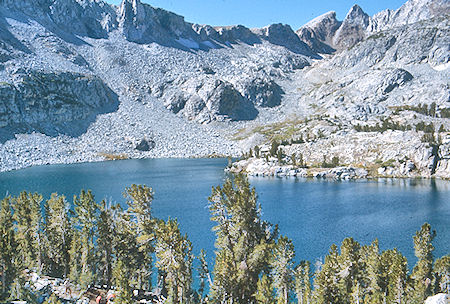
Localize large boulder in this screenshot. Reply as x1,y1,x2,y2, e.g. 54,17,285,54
235,76,284,108
425,293,449,304
164,78,257,123
378,68,413,94
135,138,156,151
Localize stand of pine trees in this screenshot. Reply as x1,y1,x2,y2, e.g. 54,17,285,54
0,175,449,304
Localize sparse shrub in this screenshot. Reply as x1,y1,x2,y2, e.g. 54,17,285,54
291,135,304,144
440,108,450,118
354,118,412,133
421,133,436,144
416,122,434,133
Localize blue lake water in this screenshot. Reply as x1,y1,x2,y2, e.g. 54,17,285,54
0,158,449,271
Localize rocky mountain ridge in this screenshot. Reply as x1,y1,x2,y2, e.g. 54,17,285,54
0,0,449,178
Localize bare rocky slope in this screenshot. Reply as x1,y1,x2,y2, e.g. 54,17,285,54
0,0,448,178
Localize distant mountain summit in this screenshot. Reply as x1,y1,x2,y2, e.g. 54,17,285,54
297,0,449,53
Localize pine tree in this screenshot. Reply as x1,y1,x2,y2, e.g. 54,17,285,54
255,146,261,158
113,207,144,289
209,174,278,303
361,239,384,304
433,255,449,294
113,259,133,304
337,238,362,304
295,261,311,304
313,244,341,304
383,249,408,304
68,230,82,284
12,192,43,271
43,193,72,278
411,223,436,302
96,200,116,288
271,236,295,304
291,153,297,166
124,184,155,290
298,153,304,167
0,197,17,301
198,249,212,303
270,141,279,157
72,190,99,287
155,218,193,303
255,274,275,304
277,148,284,164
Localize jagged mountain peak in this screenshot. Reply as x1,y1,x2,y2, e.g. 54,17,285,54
331,4,369,49
343,4,369,24
296,11,341,54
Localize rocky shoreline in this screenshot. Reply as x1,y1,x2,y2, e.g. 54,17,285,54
228,130,450,180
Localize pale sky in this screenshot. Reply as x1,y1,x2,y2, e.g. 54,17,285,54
105,0,407,30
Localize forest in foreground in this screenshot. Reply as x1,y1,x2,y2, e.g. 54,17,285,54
0,174,449,304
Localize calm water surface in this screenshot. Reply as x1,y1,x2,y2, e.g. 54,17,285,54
0,158,449,268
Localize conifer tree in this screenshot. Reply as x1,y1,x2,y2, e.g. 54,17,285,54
113,208,144,289
12,192,43,271
382,249,408,304
209,174,278,303
72,190,99,287
198,249,212,303
361,239,384,304
68,230,82,284
155,219,193,303
337,238,363,304
43,193,72,278
313,244,341,304
277,148,284,164
96,200,116,288
255,274,275,304
271,236,295,304
295,261,311,304
0,197,17,301
255,146,260,158
411,223,436,302
270,141,279,157
433,255,450,294
113,259,133,304
124,184,155,290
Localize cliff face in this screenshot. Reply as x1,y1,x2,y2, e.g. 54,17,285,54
0,0,448,177
0,69,118,139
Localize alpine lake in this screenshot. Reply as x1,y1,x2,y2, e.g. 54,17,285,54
0,158,449,272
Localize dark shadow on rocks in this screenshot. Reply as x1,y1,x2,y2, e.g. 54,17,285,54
0,15,32,54
0,70,120,143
